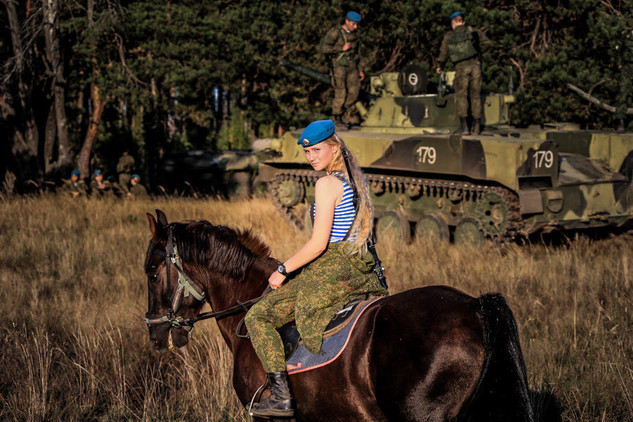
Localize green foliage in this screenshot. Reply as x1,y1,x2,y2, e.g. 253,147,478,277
217,109,251,151
5,0,633,178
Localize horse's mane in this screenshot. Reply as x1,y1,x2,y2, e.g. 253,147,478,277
170,220,271,281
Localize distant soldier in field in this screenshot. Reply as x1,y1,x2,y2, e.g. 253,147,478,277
89,169,113,197
116,150,135,193
127,174,148,198
61,169,88,198
615,23,633,132
436,11,491,135
321,11,365,126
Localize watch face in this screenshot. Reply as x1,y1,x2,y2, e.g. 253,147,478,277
278,265,285,273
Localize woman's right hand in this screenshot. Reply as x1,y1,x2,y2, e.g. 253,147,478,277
268,271,286,290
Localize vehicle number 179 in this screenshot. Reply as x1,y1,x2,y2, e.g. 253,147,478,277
533,150,554,168
416,146,437,164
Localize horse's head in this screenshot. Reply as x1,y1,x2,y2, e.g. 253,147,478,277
144,210,206,353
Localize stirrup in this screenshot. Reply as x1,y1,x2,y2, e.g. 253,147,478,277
247,382,268,416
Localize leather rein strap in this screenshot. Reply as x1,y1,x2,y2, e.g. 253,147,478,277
144,226,269,332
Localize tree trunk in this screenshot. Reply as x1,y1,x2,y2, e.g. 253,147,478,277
77,83,106,178
42,0,72,171
44,103,57,173
3,0,40,176
77,0,105,179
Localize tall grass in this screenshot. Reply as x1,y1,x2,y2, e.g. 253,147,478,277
0,195,631,421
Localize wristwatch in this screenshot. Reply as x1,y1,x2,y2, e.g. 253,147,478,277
277,263,288,276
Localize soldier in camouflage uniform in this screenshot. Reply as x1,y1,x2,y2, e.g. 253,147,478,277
127,174,149,198
244,120,387,418
321,11,365,126
89,169,114,198
615,25,633,132
61,169,88,198
116,150,135,193
436,11,491,135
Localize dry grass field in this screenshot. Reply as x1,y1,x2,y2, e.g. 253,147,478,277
0,195,631,421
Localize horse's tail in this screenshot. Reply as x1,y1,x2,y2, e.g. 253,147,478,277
457,293,535,422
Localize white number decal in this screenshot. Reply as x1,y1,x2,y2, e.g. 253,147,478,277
533,150,554,168
416,146,437,164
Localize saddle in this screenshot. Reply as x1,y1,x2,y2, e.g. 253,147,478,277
276,295,371,361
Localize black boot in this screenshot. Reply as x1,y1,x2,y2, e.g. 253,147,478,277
333,114,348,130
617,119,626,133
249,371,295,418
473,120,481,135
455,117,470,135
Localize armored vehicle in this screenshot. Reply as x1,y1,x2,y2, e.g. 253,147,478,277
158,150,260,198
258,62,633,244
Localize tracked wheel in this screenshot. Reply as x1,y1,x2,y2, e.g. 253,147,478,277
454,218,485,246
415,214,450,243
376,211,410,244
277,178,305,208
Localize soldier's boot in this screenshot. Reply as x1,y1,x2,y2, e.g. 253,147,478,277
333,114,348,130
249,371,295,418
618,119,626,133
473,120,481,135
454,117,470,135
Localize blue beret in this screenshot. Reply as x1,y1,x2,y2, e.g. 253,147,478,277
450,11,464,20
132,174,141,180
93,169,102,176
71,169,80,176
297,120,335,147
346,11,361,22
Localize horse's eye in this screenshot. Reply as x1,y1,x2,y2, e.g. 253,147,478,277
148,274,159,283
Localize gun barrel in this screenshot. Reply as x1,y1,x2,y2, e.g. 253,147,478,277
279,59,332,86
280,58,375,104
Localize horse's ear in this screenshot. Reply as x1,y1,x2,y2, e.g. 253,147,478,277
155,209,168,227
146,212,165,241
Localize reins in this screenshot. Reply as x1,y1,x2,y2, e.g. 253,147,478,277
144,226,270,332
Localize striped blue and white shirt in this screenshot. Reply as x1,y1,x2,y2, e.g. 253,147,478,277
313,172,356,243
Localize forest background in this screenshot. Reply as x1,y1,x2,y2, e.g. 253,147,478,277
2,0,633,190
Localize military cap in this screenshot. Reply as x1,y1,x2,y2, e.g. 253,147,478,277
450,11,464,20
297,120,335,147
346,11,361,22
71,169,80,176
93,169,102,176
132,174,141,180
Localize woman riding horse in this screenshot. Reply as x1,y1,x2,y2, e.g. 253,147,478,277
244,119,388,418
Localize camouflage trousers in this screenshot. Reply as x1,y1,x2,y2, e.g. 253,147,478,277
118,173,131,193
616,63,633,120
454,58,483,119
244,242,387,373
332,65,361,115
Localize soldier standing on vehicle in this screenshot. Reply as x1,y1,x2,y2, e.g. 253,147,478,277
615,23,633,132
321,11,365,127
116,150,135,193
436,11,491,135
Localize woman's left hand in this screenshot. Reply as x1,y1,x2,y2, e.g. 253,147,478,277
268,271,286,290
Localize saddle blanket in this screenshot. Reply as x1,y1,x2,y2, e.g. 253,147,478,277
286,297,382,375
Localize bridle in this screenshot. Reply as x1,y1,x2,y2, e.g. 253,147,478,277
144,226,269,333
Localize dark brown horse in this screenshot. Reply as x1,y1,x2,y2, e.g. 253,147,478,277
143,210,535,422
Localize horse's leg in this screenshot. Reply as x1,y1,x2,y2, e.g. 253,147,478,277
370,288,486,422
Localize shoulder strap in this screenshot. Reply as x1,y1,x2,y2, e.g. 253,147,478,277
332,165,388,289
338,27,348,43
